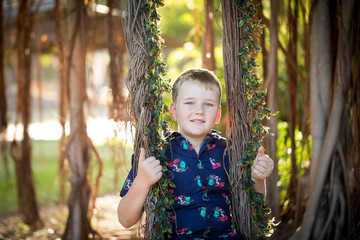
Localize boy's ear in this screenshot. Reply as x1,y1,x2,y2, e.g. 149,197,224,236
215,106,221,124
169,102,177,120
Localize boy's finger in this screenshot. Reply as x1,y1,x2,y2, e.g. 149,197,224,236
139,148,146,162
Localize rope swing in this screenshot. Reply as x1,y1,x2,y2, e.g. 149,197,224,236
222,1,275,238
121,0,275,239
121,0,173,238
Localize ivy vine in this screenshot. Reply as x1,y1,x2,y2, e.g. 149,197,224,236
141,0,174,239
140,0,276,238
236,0,276,237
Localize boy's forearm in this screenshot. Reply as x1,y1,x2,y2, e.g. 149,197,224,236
117,178,151,228
253,178,266,196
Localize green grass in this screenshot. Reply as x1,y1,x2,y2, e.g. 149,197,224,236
0,139,133,214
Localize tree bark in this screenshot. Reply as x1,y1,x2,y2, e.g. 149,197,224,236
308,0,332,187
0,0,6,134
108,0,126,122
202,0,215,71
294,0,311,228
13,0,43,230
254,0,268,79
35,10,43,125
55,0,68,204
265,0,280,221
0,0,9,178
284,0,298,214
62,1,93,239
296,0,356,239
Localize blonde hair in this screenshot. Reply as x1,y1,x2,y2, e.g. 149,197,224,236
172,68,222,103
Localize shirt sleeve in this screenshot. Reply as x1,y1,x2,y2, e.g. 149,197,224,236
119,154,137,197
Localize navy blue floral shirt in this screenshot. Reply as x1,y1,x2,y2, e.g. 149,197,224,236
120,131,242,239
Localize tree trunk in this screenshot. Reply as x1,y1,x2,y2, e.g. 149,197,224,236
300,0,311,138
296,0,356,239
284,0,298,214
0,0,6,133
107,0,127,192
34,8,44,163
13,0,43,230
294,0,311,228
55,0,68,204
349,4,360,236
108,0,126,122
308,0,332,187
265,0,280,221
35,10,43,125
62,1,93,239
202,0,215,71
254,0,268,80
0,0,9,178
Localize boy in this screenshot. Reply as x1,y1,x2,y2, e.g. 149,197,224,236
118,68,274,239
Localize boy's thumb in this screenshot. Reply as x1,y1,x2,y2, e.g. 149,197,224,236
257,146,265,157
139,148,146,162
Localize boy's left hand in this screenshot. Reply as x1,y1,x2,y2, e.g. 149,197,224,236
251,146,274,181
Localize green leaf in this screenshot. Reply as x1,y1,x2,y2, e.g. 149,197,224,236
239,19,245,27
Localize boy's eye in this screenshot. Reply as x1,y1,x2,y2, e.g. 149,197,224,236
205,103,213,107
185,102,194,105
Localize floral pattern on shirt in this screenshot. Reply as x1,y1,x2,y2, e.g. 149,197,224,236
120,131,242,239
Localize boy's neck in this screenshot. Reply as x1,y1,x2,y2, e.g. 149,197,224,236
179,132,207,154
190,139,203,154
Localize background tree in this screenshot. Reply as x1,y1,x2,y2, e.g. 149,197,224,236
284,0,299,214
202,0,215,71
254,0,268,79
0,0,8,178
55,0,68,204
107,0,126,122
107,0,127,191
11,0,43,230
264,0,280,221
296,0,358,239
62,1,95,239
1,1,360,239
308,0,331,190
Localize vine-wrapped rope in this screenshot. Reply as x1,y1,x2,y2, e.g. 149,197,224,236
121,1,172,239
221,1,254,239
121,0,157,238
222,0,275,238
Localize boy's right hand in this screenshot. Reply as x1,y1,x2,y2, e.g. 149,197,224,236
136,148,163,188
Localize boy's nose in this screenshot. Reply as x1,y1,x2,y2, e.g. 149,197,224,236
195,105,204,114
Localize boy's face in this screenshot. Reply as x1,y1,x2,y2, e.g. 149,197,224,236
170,80,221,142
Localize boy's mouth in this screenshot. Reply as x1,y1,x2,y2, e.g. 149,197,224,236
191,119,205,123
